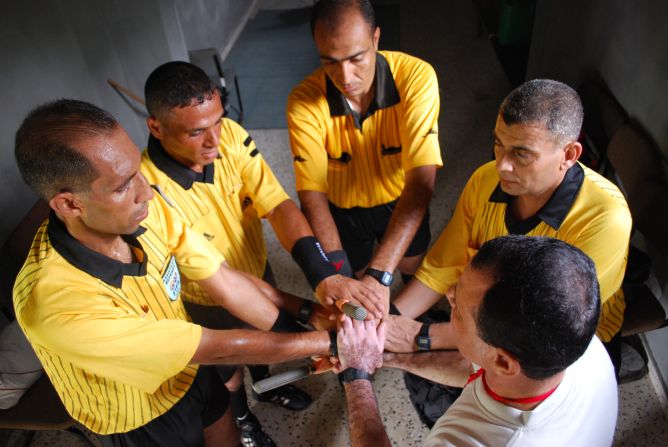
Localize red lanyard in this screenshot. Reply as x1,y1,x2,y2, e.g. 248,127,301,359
466,368,559,405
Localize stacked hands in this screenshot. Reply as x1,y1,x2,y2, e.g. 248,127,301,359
306,297,411,376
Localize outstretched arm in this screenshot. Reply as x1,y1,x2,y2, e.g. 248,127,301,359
382,351,470,387
360,165,437,312
337,318,390,447
192,328,331,365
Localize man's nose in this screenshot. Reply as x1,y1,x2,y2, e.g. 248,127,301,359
204,127,219,147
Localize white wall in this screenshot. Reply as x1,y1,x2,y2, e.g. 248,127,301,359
0,0,189,245
527,0,668,156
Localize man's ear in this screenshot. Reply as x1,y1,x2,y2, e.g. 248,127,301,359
560,141,582,170
490,347,522,377
147,116,162,139
373,26,380,50
49,192,84,218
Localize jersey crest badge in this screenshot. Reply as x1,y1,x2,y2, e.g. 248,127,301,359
162,256,181,301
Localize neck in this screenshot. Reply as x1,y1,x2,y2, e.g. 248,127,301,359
483,370,565,411
347,82,375,116
60,215,132,263
510,172,567,221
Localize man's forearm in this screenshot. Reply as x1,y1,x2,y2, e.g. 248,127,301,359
383,351,470,387
368,166,436,272
298,190,342,252
344,380,391,447
266,199,313,251
193,328,331,365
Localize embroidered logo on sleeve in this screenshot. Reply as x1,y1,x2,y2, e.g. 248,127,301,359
162,256,181,301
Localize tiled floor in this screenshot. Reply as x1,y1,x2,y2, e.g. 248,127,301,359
3,1,667,446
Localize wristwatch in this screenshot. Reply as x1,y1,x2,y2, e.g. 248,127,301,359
416,323,431,351
364,268,394,287
339,367,373,383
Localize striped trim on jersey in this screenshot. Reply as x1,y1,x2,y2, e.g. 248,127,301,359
416,162,632,341
288,51,443,209
13,203,216,434
141,118,289,305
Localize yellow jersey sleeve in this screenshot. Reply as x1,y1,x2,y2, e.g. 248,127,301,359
415,165,485,294
149,193,224,281
287,75,330,194
395,55,443,171
25,280,201,394
224,120,290,216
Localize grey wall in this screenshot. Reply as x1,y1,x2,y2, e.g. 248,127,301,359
527,0,668,156
175,0,257,60
0,0,189,245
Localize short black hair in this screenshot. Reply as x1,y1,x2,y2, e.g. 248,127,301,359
144,61,217,119
15,99,118,200
471,235,600,380
499,79,584,143
310,0,376,36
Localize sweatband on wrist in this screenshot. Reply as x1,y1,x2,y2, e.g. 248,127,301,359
270,309,306,333
389,303,402,315
326,250,353,278
297,300,314,324
329,330,338,357
291,236,337,289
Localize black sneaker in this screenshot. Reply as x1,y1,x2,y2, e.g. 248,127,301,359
237,412,276,447
252,384,313,411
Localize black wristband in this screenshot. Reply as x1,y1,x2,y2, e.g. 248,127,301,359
291,236,337,289
339,367,373,383
297,300,314,325
389,303,402,315
329,330,338,357
270,309,306,333
326,250,353,278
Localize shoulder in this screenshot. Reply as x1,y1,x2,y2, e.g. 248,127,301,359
383,51,436,85
288,68,327,105
577,163,631,225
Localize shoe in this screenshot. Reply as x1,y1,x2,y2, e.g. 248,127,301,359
252,383,313,411
237,412,276,447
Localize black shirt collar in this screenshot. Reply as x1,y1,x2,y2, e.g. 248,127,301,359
147,135,215,190
47,212,148,288
489,163,585,234
325,52,401,129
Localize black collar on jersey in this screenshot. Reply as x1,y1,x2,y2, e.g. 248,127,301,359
325,52,401,129
147,135,215,190
489,163,585,234
47,212,148,288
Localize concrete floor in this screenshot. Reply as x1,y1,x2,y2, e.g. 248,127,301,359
2,0,667,446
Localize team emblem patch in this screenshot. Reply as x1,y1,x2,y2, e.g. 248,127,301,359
162,256,181,301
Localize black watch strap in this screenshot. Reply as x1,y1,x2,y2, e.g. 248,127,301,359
416,323,431,351
329,331,338,357
339,367,373,383
364,268,394,286
297,300,314,324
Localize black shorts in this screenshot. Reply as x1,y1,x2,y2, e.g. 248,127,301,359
329,200,431,272
101,366,229,447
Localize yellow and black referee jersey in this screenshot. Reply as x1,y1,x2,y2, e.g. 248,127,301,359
13,195,224,435
141,117,289,306
287,51,443,209
416,161,632,342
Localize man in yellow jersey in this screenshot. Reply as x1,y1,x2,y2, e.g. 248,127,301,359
13,99,342,447
287,0,443,309
141,61,381,446
386,80,632,381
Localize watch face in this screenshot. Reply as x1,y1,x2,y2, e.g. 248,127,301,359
380,272,392,286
